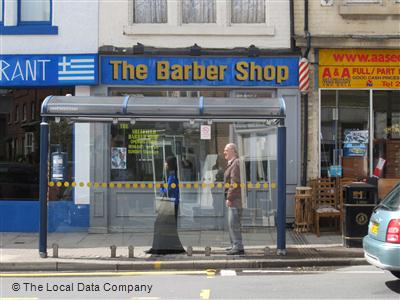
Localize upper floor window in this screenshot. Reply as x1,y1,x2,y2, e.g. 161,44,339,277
20,0,51,24
133,0,167,23
231,0,265,23
0,0,3,23
344,0,382,3
182,0,216,23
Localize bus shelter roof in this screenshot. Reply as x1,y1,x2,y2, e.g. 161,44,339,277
41,96,286,121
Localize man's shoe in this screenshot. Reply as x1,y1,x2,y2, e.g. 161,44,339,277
225,247,232,251
227,249,244,255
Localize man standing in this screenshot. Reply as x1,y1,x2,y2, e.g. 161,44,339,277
223,143,244,255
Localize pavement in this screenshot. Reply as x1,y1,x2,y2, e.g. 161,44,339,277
0,228,367,272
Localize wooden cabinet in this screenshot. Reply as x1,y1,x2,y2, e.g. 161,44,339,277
342,156,368,178
386,141,400,178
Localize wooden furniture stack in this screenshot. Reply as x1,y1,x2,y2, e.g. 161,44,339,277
294,186,313,233
386,140,400,178
310,177,342,237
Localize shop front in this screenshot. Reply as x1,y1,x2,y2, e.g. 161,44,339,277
90,55,301,232
318,49,400,182
0,54,98,231
40,55,300,236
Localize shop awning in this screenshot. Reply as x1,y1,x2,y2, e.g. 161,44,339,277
41,96,285,120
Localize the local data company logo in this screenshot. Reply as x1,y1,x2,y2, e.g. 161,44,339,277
58,56,96,82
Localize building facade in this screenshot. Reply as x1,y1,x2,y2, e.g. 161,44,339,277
294,0,400,181
0,0,99,231
74,0,301,233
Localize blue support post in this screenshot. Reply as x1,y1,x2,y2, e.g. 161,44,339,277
277,124,287,255
39,118,49,258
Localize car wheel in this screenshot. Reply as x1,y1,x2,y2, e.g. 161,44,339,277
390,271,400,279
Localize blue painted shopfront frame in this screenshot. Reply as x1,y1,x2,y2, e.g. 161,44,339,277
0,54,98,86
0,201,89,232
101,56,299,87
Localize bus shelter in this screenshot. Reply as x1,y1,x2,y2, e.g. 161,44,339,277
38,96,287,257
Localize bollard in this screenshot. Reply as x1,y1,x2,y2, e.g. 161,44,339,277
110,245,117,258
52,243,59,258
205,246,211,256
186,246,193,257
128,245,134,258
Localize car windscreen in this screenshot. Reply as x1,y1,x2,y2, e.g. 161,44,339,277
381,184,400,210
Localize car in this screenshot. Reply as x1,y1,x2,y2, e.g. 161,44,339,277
363,183,400,279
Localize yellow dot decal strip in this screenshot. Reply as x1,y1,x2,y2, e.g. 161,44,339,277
46,181,278,190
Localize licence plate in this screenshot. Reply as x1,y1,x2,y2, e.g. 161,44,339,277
371,222,379,235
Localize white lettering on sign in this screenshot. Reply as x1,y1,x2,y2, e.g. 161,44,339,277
0,59,50,82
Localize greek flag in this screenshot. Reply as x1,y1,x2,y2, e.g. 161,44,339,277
58,56,95,81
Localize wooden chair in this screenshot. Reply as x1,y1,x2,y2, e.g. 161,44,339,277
311,177,342,237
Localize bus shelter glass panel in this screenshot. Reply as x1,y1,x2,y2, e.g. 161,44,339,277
47,119,278,255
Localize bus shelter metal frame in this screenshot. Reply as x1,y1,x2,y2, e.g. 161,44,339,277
39,95,287,257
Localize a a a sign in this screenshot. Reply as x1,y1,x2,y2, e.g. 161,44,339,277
0,54,98,86
319,49,400,89
101,56,299,87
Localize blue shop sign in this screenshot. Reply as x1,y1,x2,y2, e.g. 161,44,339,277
0,54,98,87
101,56,298,87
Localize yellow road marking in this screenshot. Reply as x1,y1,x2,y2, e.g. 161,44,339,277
154,261,161,270
0,270,211,278
206,269,216,277
200,289,211,300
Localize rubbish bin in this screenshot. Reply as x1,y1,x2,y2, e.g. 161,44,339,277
343,183,377,247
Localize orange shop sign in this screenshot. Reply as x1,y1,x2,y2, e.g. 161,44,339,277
318,49,400,89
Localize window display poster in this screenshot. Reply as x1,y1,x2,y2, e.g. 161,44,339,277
127,129,159,155
111,147,127,169
343,130,368,157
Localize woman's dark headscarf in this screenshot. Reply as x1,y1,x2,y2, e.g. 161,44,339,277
166,156,177,173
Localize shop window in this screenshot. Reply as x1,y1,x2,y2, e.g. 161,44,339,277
133,0,167,23
182,0,216,23
231,0,265,24
320,90,370,178
373,90,400,179
0,161,38,200
110,121,207,182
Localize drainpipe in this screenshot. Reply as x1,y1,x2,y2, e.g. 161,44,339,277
289,0,295,51
301,0,311,186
